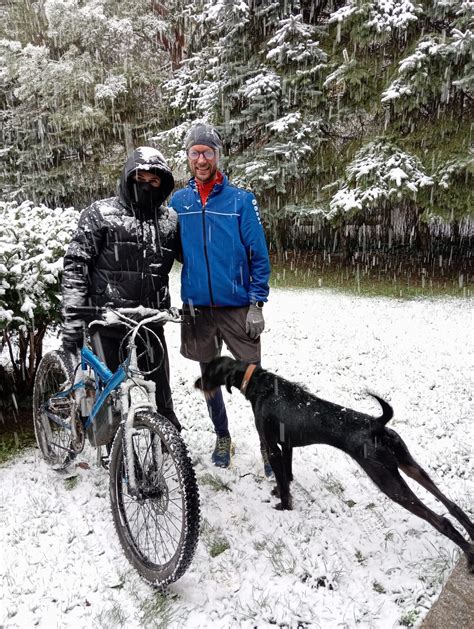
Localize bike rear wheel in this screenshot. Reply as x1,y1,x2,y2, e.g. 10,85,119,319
109,411,200,586
33,350,78,469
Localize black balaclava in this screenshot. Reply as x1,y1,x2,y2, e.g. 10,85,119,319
130,178,168,214
118,147,175,219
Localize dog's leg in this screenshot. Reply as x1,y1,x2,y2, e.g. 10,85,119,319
282,444,293,482
390,438,474,539
357,458,474,571
266,439,292,510
400,463,474,540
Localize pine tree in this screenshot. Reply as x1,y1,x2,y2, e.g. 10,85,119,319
0,0,173,207
158,1,329,256
319,0,472,248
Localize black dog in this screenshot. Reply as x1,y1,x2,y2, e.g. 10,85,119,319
195,356,474,571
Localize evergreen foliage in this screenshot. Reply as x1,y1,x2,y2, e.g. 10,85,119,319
158,0,472,251
327,139,433,219
0,0,172,207
0,0,472,239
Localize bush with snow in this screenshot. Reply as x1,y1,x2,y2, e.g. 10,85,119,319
0,200,79,392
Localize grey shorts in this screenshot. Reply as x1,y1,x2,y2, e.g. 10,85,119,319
181,306,261,363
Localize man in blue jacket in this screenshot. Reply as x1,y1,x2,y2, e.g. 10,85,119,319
169,122,272,474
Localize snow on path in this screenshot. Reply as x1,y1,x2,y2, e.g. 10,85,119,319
1,274,472,628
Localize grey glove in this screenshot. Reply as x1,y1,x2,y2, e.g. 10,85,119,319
245,304,265,339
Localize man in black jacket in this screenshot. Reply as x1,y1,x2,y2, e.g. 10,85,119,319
61,147,180,429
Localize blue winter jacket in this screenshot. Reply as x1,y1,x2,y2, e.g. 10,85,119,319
169,174,270,307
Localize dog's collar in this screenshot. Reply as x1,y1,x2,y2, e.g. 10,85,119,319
240,363,257,395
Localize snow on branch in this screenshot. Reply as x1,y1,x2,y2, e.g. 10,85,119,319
0,201,79,326
329,0,421,33
238,71,281,101
327,140,433,218
95,74,127,100
382,27,474,105
266,14,326,67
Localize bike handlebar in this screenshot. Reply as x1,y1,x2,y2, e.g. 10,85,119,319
65,305,184,321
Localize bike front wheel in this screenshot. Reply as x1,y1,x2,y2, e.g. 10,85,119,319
33,350,79,469
109,411,200,586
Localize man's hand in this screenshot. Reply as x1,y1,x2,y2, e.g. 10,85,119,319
245,304,265,339
62,339,82,355
62,328,83,355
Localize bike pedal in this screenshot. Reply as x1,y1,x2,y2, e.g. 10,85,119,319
100,456,110,471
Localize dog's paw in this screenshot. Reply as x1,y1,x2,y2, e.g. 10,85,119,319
275,500,293,511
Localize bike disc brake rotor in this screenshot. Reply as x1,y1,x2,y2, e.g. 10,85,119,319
137,468,169,514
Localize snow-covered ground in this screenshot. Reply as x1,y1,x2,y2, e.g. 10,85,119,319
1,269,472,628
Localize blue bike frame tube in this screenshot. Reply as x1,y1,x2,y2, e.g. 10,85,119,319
81,346,113,382
85,366,127,429
80,347,128,430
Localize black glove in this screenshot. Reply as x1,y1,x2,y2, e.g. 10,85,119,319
245,304,265,339
62,338,82,355
62,323,83,355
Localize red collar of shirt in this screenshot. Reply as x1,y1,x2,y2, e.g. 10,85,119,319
196,171,223,206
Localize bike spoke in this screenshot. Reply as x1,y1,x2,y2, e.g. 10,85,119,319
34,351,78,469
110,412,200,585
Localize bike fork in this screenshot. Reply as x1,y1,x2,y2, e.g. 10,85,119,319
118,379,157,495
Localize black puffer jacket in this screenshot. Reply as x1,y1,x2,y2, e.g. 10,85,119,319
62,147,178,346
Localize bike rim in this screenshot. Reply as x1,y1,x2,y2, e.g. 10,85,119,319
36,364,73,465
116,425,186,568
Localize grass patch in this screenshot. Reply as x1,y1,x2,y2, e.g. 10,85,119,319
0,430,36,465
95,602,128,628
64,475,79,490
199,472,232,492
270,255,471,298
139,592,179,628
263,539,297,575
399,609,420,627
201,518,231,558
322,474,345,496
372,580,386,594
209,538,231,558
418,546,456,588
355,549,366,565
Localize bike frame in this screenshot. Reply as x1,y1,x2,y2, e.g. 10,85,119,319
49,347,127,430
46,308,179,491
79,346,127,430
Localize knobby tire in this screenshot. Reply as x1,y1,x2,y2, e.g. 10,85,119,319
109,411,200,586
33,350,77,470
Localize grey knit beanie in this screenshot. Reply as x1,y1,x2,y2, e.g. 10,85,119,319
185,123,223,152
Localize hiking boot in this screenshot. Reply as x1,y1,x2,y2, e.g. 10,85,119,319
212,436,232,468
261,447,274,479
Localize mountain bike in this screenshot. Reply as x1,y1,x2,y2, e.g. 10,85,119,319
33,305,200,586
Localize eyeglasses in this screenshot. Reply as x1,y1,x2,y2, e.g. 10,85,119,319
187,149,216,160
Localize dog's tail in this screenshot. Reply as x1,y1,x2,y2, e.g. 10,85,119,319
368,393,394,426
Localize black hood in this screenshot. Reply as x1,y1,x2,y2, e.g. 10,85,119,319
118,146,175,211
